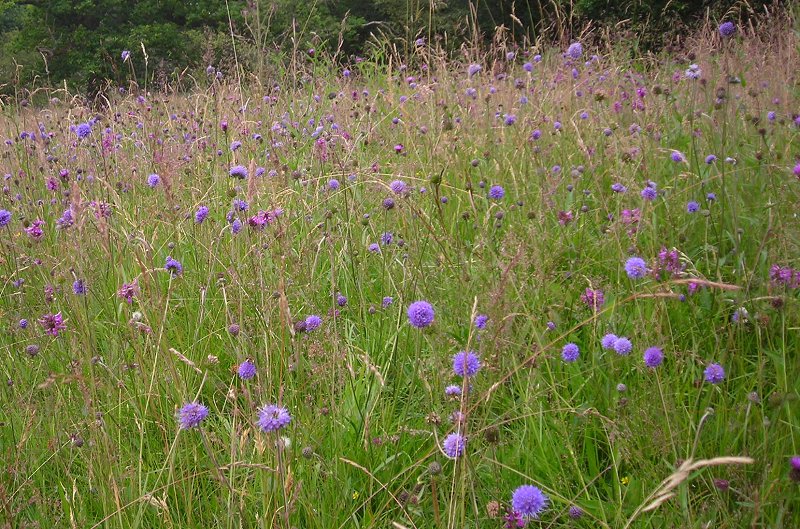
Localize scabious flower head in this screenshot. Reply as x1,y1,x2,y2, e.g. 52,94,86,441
382,296,393,308
611,182,627,193
229,165,248,179
389,179,407,194
328,178,340,190
705,154,717,164
445,385,462,396
567,42,583,60
687,201,700,213
118,280,139,303
121,50,130,61
0,209,11,227
336,294,348,307
238,359,256,380
230,140,242,151
474,314,488,329
685,64,702,80
671,150,686,163
580,288,604,311
38,312,66,336
256,404,291,432
452,351,481,377
380,232,393,245
601,333,618,350
624,257,647,279
195,205,209,224
488,185,505,200
718,21,736,38
407,300,435,328
704,363,725,384
641,186,657,201
568,506,584,519
147,173,160,187
503,114,516,126
368,242,380,253
511,484,549,518
613,337,632,356
562,342,580,363
19,319,28,329
76,123,92,139
304,314,322,331
442,432,465,458
165,256,183,276
467,63,482,77
177,402,209,429
382,197,395,210
72,279,86,295
644,346,664,368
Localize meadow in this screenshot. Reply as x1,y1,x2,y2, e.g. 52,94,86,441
1,17,799,529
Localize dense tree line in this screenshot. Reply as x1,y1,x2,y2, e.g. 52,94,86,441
0,0,782,93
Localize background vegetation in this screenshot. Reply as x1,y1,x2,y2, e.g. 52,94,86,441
0,0,785,93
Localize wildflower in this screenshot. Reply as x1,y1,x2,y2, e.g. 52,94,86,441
165,256,183,276
718,21,736,38
562,343,580,363
790,457,800,482
328,179,340,190
237,360,256,380
644,346,664,368
336,294,348,307
38,312,66,336
671,150,686,163
229,165,248,179
641,186,657,201
389,180,407,194
488,185,505,200
72,279,86,295
687,201,700,213
613,337,633,356
467,64,482,77
382,296,393,308
0,209,11,227
685,64,702,80
304,315,322,331
118,280,139,303
511,484,549,519
567,42,583,60
76,123,92,139
611,183,627,193
445,385,462,396
147,174,160,187
177,402,209,430
19,319,28,329
580,288,604,311
407,300,435,328
230,140,242,151
601,333,618,350
705,154,717,164
195,206,209,224
442,432,465,458
452,351,481,377
624,257,647,279
704,363,725,384
380,232,393,245
503,114,516,126
382,198,395,210
368,243,380,253
121,50,130,61
474,314,488,329
25,219,45,240
568,506,584,519
256,404,291,432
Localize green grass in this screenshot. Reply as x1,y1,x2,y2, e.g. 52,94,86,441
1,22,799,529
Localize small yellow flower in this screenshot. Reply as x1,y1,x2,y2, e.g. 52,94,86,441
621,476,630,486
352,491,359,500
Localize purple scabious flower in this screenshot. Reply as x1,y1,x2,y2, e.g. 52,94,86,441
407,300,435,328
165,256,183,276
256,404,291,432
177,402,209,429
328,179,340,190
231,218,243,234
567,42,583,60
195,205,209,224
467,63,482,77
562,343,580,363
644,346,663,368
601,333,618,350
19,319,28,329
671,150,686,163
121,50,131,61
442,432,465,458
237,359,256,380
0,209,11,227
613,337,632,356
444,385,462,396
368,242,380,254
685,64,702,80
389,179,408,195
72,279,86,295
452,351,481,377
382,198,395,210
304,315,322,331
503,114,516,126
38,312,66,336
76,123,92,139
147,174,160,188
488,185,505,200
118,280,139,303
580,288,604,311
641,186,657,201
336,294,348,307
474,314,488,329
230,140,242,151
380,232,393,245
568,506,584,519
704,363,725,384
624,257,647,279
611,182,627,193
382,296,394,308
718,21,736,38
705,154,717,164
229,165,248,179
687,201,700,213
511,484,549,519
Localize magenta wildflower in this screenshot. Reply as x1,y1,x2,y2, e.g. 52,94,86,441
38,312,66,337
